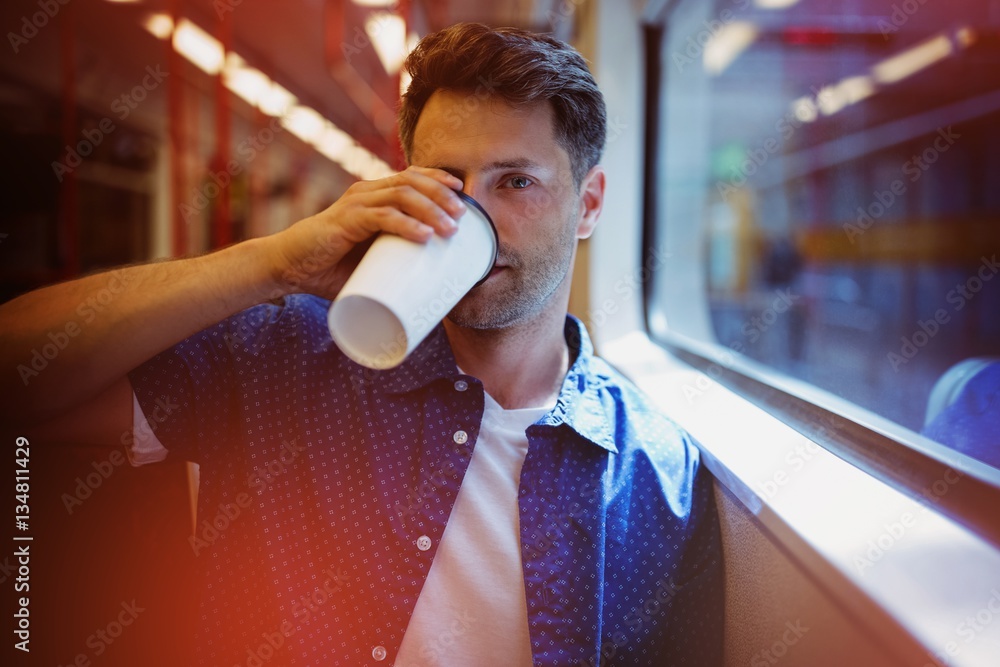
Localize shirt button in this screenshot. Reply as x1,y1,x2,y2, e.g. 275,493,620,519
454,379,468,391
372,645,387,661
416,535,432,551
453,430,468,445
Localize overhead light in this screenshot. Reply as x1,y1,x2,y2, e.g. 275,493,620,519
956,27,976,48
174,19,225,75
755,0,800,7
283,106,394,179
704,22,758,75
817,75,875,115
224,54,272,107
836,75,875,103
341,143,393,180
872,34,952,84
317,124,353,161
282,105,327,144
315,123,393,180
791,95,818,123
351,0,397,6
142,12,174,40
815,85,843,116
366,11,407,75
280,104,393,180
258,82,297,117
135,12,390,181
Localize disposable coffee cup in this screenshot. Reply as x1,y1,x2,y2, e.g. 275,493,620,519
327,191,498,369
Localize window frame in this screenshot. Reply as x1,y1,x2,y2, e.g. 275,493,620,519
636,3,1000,550
589,3,1000,665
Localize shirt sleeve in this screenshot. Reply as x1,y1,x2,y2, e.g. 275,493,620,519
129,295,329,463
662,456,725,666
127,316,239,463
126,298,299,463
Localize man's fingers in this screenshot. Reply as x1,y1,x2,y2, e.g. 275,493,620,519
269,166,468,296
358,183,462,238
402,169,467,219
365,206,435,242
351,167,466,226
406,165,464,192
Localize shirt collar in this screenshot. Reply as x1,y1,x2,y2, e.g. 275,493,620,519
358,315,618,454
541,315,619,454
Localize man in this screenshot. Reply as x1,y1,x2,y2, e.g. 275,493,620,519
1,23,722,666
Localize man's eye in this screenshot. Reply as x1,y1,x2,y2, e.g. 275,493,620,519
505,176,533,189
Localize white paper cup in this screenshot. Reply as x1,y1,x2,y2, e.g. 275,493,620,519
327,192,498,369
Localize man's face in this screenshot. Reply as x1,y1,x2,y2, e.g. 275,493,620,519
410,90,599,331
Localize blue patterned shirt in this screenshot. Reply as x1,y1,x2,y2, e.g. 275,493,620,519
129,294,723,666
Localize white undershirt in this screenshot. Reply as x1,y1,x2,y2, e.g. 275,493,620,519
127,392,169,466
394,391,549,667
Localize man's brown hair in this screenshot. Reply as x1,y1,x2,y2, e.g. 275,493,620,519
398,22,607,187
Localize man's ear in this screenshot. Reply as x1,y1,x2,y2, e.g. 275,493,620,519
576,165,605,239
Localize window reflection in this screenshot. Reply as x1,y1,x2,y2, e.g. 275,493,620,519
657,0,1000,467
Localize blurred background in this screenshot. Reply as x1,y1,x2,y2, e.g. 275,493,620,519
648,0,1000,458
2,0,1000,664
0,1,581,664
0,0,584,300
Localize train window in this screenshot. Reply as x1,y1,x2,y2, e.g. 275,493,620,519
647,0,1000,471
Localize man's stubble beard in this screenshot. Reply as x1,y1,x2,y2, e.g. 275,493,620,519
446,216,578,332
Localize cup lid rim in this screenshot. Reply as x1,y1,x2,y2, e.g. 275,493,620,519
456,191,499,286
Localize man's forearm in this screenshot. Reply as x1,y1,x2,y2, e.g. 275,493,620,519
0,238,282,425
0,165,467,427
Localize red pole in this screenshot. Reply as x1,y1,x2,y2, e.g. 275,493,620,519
324,0,398,162
249,106,267,239
59,5,79,278
168,0,186,256
212,7,232,248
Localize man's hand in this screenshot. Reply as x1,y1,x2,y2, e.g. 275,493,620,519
266,166,467,300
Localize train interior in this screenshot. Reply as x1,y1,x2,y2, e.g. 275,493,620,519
1,0,999,664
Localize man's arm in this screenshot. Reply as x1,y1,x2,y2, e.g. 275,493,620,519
0,167,467,438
